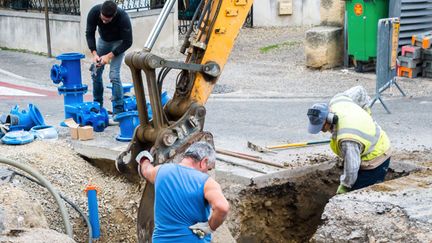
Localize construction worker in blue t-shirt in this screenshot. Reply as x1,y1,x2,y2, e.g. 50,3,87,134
136,141,229,242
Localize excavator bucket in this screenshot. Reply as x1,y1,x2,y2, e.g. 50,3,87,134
137,183,155,243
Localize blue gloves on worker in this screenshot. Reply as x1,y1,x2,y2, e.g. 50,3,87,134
336,184,350,194
189,222,214,239
136,150,154,179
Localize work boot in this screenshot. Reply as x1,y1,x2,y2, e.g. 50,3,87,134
108,115,119,126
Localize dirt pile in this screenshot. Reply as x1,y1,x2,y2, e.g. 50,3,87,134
0,140,142,242
312,169,432,242
311,149,432,242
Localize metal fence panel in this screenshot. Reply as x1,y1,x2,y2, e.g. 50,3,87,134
370,18,406,114
115,0,166,12
0,0,166,15
0,0,79,15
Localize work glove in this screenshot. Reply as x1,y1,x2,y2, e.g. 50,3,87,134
189,222,213,239
336,184,350,194
136,150,154,178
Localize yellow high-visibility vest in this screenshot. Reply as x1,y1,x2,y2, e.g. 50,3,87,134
329,96,390,164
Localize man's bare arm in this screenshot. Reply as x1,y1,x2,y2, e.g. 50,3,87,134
204,178,230,230
136,151,159,184
139,159,159,184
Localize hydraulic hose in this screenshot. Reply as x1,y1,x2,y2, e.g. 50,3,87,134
13,171,92,243
0,156,73,238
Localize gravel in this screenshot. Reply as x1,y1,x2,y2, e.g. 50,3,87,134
0,140,142,243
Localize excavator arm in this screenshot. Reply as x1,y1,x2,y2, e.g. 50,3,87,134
115,0,253,241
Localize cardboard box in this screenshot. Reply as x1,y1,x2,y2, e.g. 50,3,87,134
64,118,94,141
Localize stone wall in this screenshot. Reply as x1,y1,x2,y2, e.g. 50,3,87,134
253,0,320,26
0,1,178,56
320,0,345,26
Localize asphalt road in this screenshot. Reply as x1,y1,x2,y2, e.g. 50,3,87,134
1,48,431,164
1,72,431,151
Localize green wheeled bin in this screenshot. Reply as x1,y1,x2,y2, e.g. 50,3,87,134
346,0,388,72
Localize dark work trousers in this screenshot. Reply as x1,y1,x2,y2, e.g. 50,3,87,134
351,157,391,190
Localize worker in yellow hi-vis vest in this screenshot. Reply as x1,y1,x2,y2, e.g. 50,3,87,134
307,86,391,194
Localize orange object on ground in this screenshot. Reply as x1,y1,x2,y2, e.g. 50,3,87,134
398,66,422,78
412,33,432,49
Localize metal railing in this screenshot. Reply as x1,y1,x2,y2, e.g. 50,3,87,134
115,0,166,12
0,0,80,15
178,3,253,35
0,0,166,15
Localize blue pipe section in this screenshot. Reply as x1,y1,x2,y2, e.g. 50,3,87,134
114,91,170,141
1,130,34,145
107,83,136,111
106,83,134,95
9,104,45,131
86,187,100,239
51,53,86,90
147,91,171,120
114,111,139,142
66,102,108,132
51,53,88,123
123,96,137,111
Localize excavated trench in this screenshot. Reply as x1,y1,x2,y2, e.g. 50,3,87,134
224,163,413,243
84,156,413,243
225,167,341,243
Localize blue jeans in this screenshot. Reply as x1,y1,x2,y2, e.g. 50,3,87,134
92,38,125,114
351,157,391,190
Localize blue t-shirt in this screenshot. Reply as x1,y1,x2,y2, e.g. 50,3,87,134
153,164,211,243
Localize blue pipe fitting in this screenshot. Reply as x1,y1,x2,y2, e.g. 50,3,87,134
147,91,171,120
50,65,67,85
114,111,139,142
9,104,45,131
50,53,86,90
57,87,88,115
106,83,134,95
161,91,170,107
51,53,89,124
85,185,100,239
123,96,137,111
107,83,136,111
66,102,108,132
1,130,34,145
114,91,171,141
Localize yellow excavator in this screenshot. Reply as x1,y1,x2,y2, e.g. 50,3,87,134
115,0,253,241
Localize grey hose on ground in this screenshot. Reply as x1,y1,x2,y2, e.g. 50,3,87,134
0,156,73,238
13,171,92,243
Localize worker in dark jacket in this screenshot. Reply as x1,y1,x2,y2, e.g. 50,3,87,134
86,0,132,115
